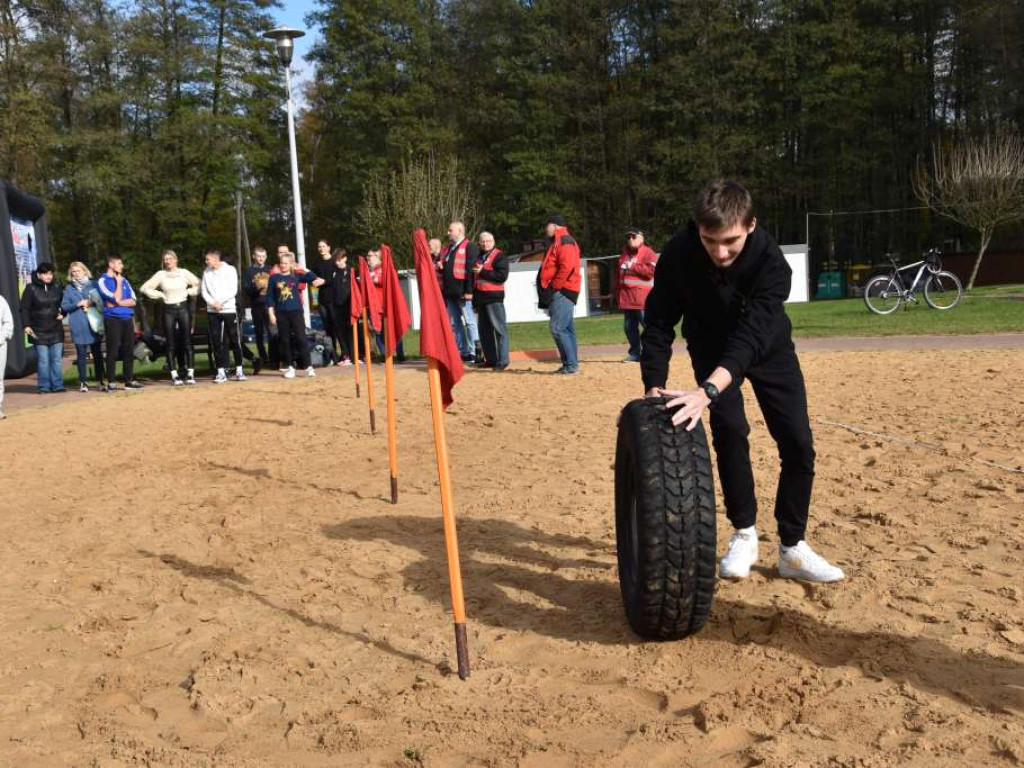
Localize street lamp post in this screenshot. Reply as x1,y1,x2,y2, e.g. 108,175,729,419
264,26,311,327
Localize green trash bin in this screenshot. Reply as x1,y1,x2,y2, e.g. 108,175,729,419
816,270,845,299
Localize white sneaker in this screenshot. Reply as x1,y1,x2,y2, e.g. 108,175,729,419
214,369,227,384
778,541,845,583
234,367,247,381
283,366,296,379
720,526,759,579
185,371,197,386
305,366,316,378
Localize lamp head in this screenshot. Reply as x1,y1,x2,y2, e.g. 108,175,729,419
263,27,305,67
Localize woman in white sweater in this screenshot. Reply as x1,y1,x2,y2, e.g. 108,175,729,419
141,250,201,385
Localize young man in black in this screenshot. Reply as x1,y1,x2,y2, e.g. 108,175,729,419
641,180,843,583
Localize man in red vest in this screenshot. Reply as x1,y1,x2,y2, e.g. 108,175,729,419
472,231,510,370
438,221,480,363
537,214,582,374
617,227,658,363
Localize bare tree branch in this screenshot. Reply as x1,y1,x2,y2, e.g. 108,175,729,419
914,127,1024,290
358,151,479,267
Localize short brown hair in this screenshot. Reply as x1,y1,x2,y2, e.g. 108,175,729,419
694,180,754,230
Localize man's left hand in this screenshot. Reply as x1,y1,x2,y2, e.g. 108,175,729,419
658,387,711,431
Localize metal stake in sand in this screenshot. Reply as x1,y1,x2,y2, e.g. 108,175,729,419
352,321,362,398
361,307,377,434
384,319,399,504
426,359,470,679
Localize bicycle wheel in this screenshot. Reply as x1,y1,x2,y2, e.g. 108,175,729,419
864,275,902,315
924,271,962,310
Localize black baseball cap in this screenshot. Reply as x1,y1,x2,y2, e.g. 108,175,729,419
545,214,566,227
625,227,644,237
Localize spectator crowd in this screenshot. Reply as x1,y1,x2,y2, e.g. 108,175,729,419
1,215,658,418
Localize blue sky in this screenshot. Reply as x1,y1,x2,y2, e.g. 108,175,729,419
272,0,319,86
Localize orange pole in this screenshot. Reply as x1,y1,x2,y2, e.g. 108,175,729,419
361,307,377,434
352,320,361,398
384,320,399,504
426,359,469,679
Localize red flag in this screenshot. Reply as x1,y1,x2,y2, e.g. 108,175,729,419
413,229,464,408
381,244,411,355
349,259,364,323
359,256,383,332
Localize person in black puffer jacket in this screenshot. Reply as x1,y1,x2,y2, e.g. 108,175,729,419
20,262,66,393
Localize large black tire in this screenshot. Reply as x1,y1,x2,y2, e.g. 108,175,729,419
614,397,717,640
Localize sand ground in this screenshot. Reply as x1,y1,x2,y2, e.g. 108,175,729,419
0,348,1022,767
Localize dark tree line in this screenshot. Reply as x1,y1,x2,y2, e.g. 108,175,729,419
2,0,1022,275
305,0,1023,267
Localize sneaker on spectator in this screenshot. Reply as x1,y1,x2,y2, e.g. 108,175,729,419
305,366,316,378
234,367,247,382
283,366,296,379
214,369,228,384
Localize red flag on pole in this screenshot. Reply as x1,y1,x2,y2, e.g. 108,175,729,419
359,256,383,332
413,229,463,409
381,244,411,355
350,259,365,323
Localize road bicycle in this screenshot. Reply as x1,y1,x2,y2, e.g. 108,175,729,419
863,249,963,315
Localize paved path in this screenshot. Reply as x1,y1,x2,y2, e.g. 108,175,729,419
509,332,1024,361
3,333,1023,417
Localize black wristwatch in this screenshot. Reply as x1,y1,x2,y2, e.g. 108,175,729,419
700,381,720,404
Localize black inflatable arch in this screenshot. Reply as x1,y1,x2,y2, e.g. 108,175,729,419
1,179,52,379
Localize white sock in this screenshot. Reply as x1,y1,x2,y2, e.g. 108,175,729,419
236,366,244,375
187,369,194,377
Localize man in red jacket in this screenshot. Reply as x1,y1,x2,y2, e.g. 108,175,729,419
617,228,658,363
537,214,582,374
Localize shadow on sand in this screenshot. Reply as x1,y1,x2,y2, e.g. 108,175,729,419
324,514,1024,714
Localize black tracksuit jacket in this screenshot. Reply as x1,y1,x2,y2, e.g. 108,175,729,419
640,223,794,391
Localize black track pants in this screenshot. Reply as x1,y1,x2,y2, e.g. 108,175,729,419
251,303,273,363
163,302,194,371
276,309,311,369
692,344,815,547
104,316,135,384
209,312,253,369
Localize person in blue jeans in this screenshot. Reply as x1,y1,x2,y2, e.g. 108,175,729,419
20,262,66,393
537,215,582,374
61,261,105,392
